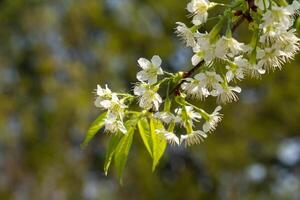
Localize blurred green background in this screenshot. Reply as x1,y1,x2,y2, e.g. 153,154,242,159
0,0,300,199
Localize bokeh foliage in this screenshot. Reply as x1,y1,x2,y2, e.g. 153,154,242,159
0,0,299,199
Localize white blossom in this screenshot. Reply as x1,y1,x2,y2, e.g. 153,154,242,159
181,77,210,100
175,22,196,47
175,106,202,127
194,71,223,91
104,113,127,134
212,84,242,104
257,47,285,71
260,6,293,31
187,0,211,25
95,95,126,124
96,84,112,97
154,111,177,124
247,63,266,78
274,29,300,62
134,83,162,111
156,129,180,146
137,55,163,84
203,106,222,133
191,33,215,65
180,131,207,146
94,84,112,108
215,36,246,59
226,56,248,82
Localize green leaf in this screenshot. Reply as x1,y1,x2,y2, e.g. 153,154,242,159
138,118,153,157
104,133,123,176
81,112,107,148
150,118,167,172
114,121,136,183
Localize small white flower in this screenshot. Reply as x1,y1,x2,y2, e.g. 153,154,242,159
212,84,242,104
215,36,246,59
94,84,113,108
194,71,223,91
96,84,112,97
181,77,210,100
175,22,196,47
134,83,162,111
137,55,163,84
104,113,127,134
246,63,266,78
156,129,180,146
260,6,293,31
187,0,211,25
191,33,215,65
96,93,127,117
274,29,300,62
203,106,222,133
175,106,202,127
180,131,207,146
154,111,177,124
259,27,284,44
226,56,248,82
257,47,285,71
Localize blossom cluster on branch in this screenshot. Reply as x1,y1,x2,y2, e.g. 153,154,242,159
83,0,300,180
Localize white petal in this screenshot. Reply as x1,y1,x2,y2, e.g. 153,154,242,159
137,71,148,82
155,93,162,104
194,73,206,81
231,86,242,93
187,2,194,13
148,76,158,85
258,68,266,74
138,58,151,69
192,55,202,66
157,67,164,75
134,85,146,96
203,122,210,133
118,121,127,134
214,106,222,112
96,85,103,96
226,71,234,82
151,55,162,67
100,100,111,109
94,97,102,108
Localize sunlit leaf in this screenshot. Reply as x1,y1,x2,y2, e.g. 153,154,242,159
150,118,167,172
81,112,107,148
138,117,153,157
104,133,123,176
114,120,136,183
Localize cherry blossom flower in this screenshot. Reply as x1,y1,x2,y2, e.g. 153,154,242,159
187,0,211,25
175,22,196,47
180,131,207,146
134,83,162,111
156,129,180,146
203,106,222,133
137,55,163,85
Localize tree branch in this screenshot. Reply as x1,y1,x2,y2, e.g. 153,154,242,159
167,0,255,98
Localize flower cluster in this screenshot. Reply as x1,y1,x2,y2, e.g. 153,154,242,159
94,85,128,134
90,0,299,149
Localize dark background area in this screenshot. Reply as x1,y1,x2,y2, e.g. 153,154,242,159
0,0,300,199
